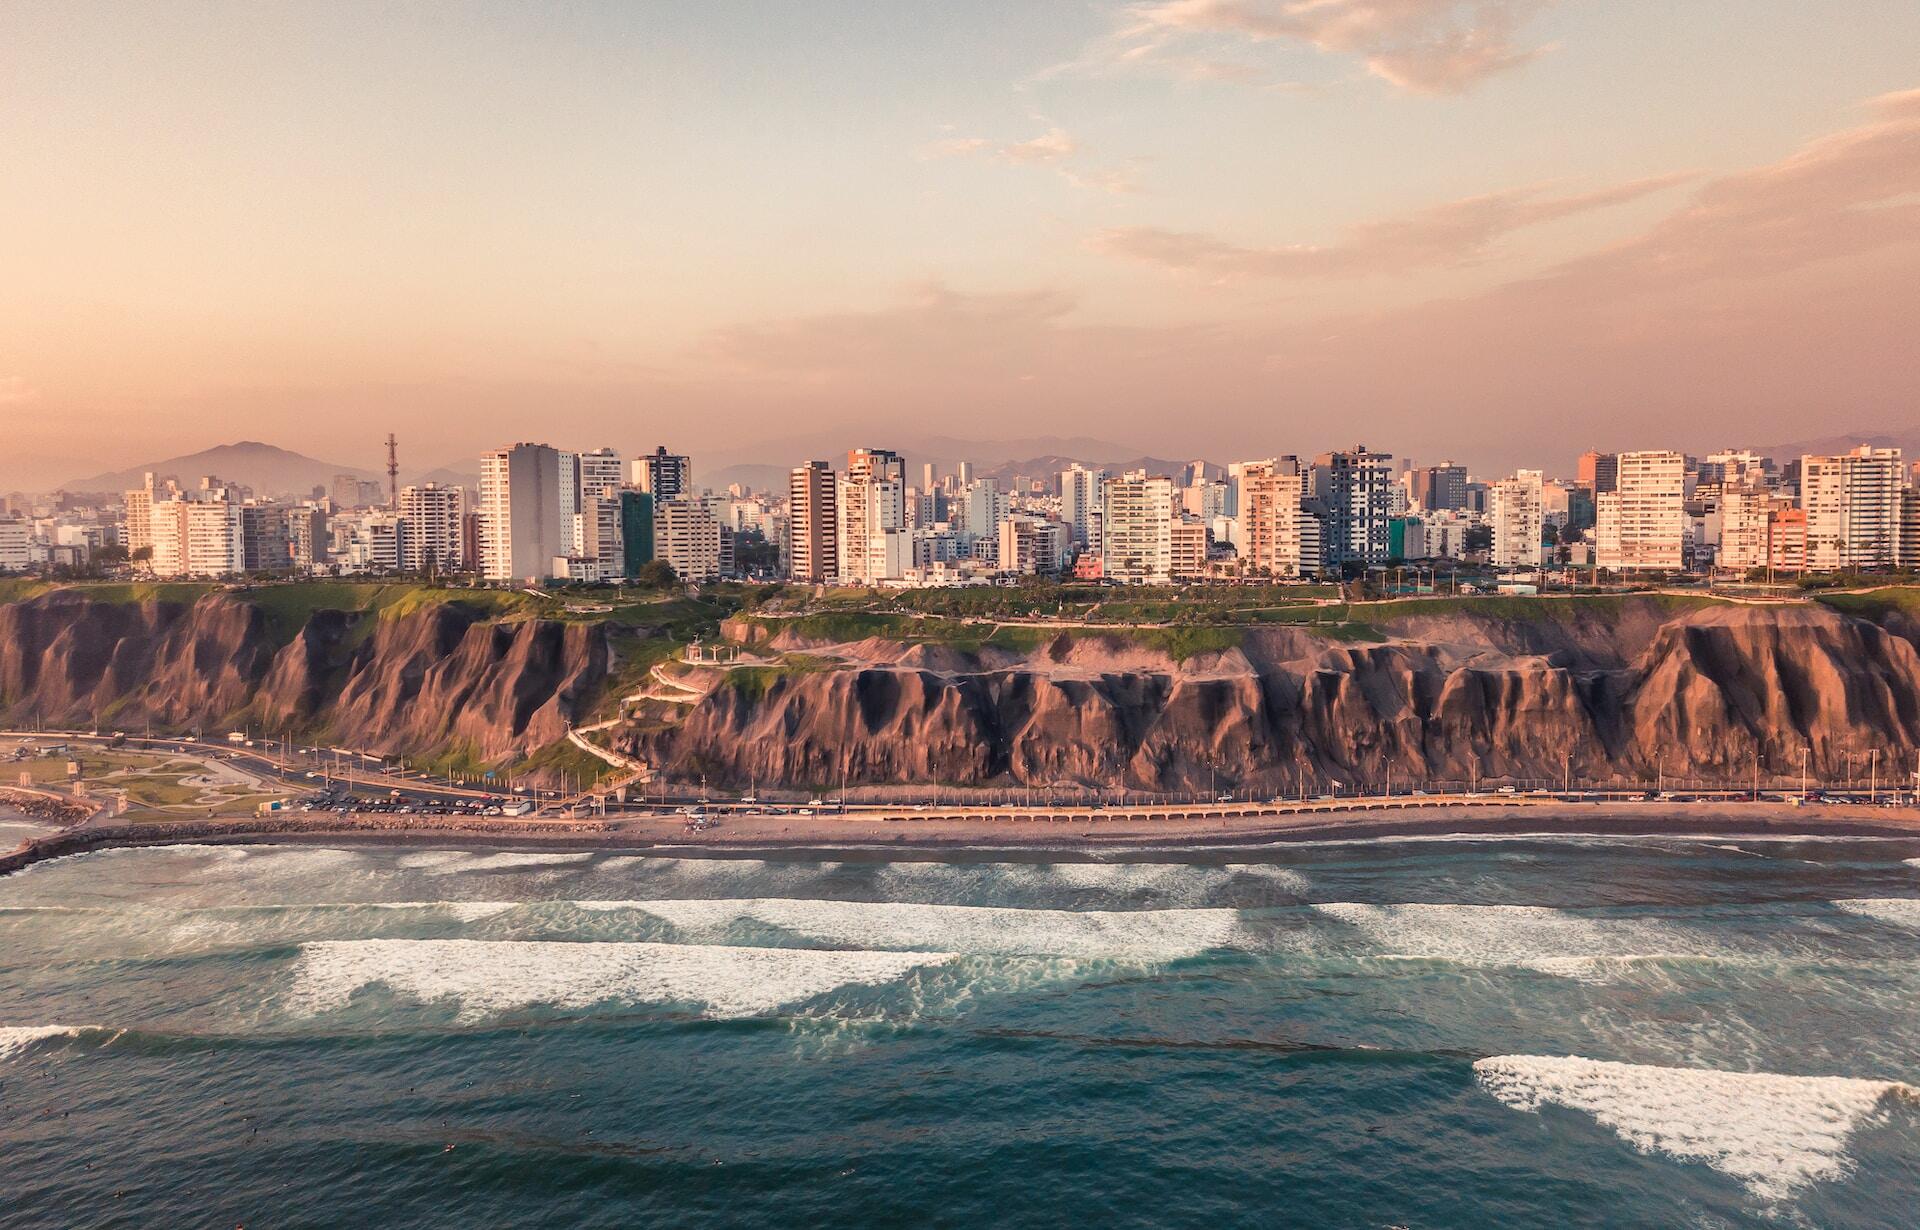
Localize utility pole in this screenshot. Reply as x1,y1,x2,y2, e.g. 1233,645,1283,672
386,433,400,509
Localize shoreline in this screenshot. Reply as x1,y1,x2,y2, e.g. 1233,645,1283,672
7,801,1920,874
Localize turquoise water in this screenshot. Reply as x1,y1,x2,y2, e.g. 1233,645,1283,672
4,835,1920,1227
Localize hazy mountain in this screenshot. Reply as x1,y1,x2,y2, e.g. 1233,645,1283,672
65,441,377,498
701,432,1214,494
1747,429,1920,463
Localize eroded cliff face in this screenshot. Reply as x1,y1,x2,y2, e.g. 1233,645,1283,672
628,602,1920,792
0,592,609,763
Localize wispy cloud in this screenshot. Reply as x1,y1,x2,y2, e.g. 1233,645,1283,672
919,125,1139,194
0,376,39,407
1056,0,1556,95
1093,173,1690,278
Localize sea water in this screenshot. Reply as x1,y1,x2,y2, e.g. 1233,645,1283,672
4,834,1920,1227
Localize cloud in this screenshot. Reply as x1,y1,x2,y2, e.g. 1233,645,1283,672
700,87,1920,473
1066,0,1555,95
0,376,39,407
1002,127,1077,164
918,126,1138,193
1093,173,1689,278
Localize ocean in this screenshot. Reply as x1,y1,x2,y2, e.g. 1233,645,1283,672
4,833,1920,1227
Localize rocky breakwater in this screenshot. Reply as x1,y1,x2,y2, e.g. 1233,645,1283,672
0,590,610,766
624,599,1920,793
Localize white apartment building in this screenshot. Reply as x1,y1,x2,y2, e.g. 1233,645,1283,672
1716,482,1776,572
957,477,1007,547
654,496,723,582
788,461,837,584
1308,446,1395,569
1170,517,1209,582
1595,450,1686,572
1802,446,1905,572
0,517,29,571
478,443,569,581
1238,461,1305,579
398,483,467,572
997,515,1067,575
633,446,691,499
1102,471,1175,584
1489,469,1544,569
1059,465,1107,548
836,473,906,585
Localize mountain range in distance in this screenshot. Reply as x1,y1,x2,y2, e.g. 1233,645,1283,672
64,442,474,499
56,428,1920,501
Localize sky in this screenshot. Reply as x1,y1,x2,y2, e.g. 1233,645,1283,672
3,0,1918,489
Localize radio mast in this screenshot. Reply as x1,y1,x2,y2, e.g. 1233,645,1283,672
385,434,399,508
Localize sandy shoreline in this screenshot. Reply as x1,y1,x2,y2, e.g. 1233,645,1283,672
9,801,1918,872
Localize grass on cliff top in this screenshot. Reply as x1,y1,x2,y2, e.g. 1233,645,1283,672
0,577,53,604
236,582,544,645
1335,591,1727,626
1816,586,1920,621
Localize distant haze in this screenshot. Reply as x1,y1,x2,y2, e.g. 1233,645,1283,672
4,4,1918,492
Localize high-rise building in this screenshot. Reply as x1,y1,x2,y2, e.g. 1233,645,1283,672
578,447,624,499
123,476,155,558
1801,446,1905,572
1899,487,1920,570
787,462,837,584
0,517,30,571
1308,446,1395,571
1102,471,1175,585
654,496,723,582
1594,450,1686,571
1170,516,1209,582
1059,464,1107,549
633,446,691,500
288,506,328,571
619,491,655,577
239,504,293,573
997,515,1067,575
835,473,906,585
1409,462,1468,512
398,483,467,573
478,443,568,581
958,477,1006,547
1578,451,1620,494
1716,482,1776,572
847,447,905,486
1489,470,1544,569
1238,459,1305,579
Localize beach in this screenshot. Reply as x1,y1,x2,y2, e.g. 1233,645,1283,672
10,798,1920,876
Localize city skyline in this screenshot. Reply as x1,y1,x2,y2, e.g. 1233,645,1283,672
5,2,1919,490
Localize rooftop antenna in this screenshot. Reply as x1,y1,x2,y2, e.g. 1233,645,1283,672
385,433,399,508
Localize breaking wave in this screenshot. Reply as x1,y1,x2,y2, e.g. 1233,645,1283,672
573,897,1243,959
1474,1054,1918,1201
0,1024,95,1063
288,938,956,1020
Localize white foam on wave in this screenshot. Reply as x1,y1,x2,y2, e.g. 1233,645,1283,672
1312,903,1686,974
1046,861,1311,899
399,851,596,875
573,897,1242,960
290,939,955,1020
0,1025,89,1063
1832,898,1920,929
1904,858,1920,870
1474,1054,1917,1201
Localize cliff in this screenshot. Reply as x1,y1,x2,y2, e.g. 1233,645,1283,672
0,590,610,767
624,599,1920,793
5,587,1919,795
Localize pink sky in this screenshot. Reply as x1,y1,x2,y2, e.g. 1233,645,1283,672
3,2,1917,487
